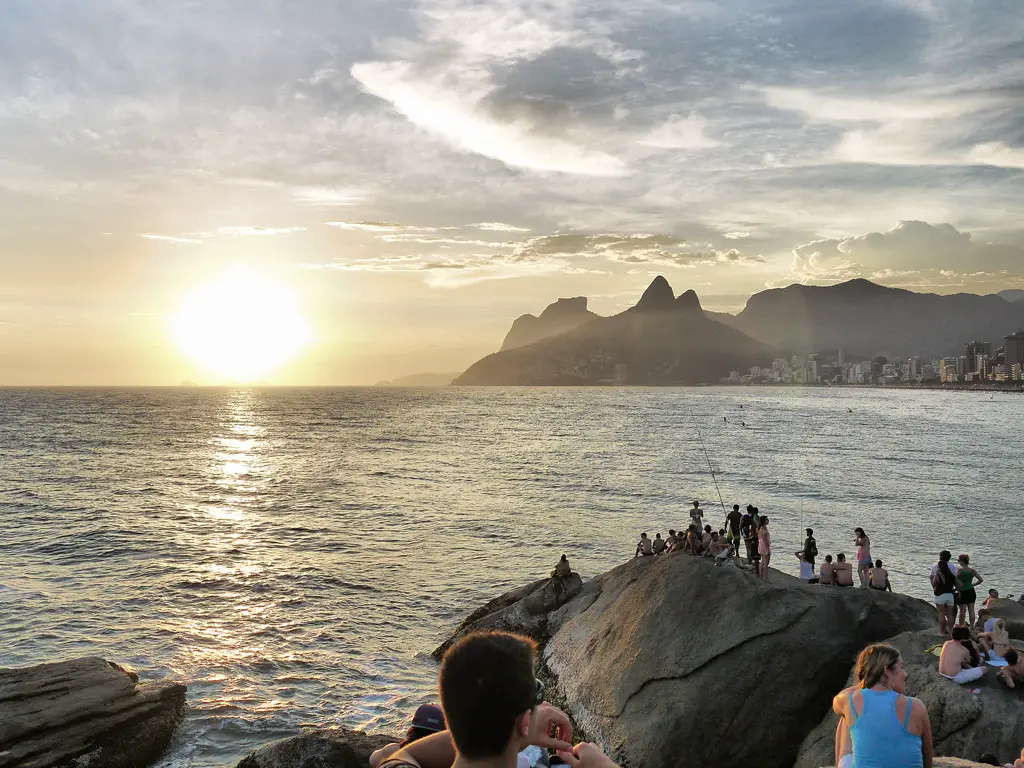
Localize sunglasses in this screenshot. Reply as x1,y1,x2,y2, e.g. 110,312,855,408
534,677,545,706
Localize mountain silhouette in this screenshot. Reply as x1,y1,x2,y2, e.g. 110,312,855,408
725,279,1024,358
454,278,776,385
501,297,598,351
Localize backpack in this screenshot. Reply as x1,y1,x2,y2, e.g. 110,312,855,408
932,565,954,596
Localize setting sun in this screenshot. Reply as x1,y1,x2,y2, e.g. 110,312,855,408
172,268,311,382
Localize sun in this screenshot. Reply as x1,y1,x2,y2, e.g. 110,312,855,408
172,267,312,382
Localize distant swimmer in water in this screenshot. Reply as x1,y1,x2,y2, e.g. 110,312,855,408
724,416,727,423
741,421,746,427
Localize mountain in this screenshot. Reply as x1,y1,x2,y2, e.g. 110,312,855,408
454,277,776,385
727,279,1024,358
999,289,1024,303
500,296,598,351
375,372,458,387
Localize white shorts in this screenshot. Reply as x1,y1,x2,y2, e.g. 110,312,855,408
934,593,955,606
942,666,984,684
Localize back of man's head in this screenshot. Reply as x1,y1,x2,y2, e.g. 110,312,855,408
1005,649,1019,666
439,632,537,759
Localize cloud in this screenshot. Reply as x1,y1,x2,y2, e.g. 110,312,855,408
141,234,203,245
215,226,307,237
327,221,412,232
508,233,763,267
790,221,1024,284
474,222,530,232
291,187,368,207
638,114,720,150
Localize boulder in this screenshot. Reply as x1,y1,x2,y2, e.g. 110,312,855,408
235,728,399,768
979,598,1024,639
433,573,583,659
795,629,1024,768
0,657,186,768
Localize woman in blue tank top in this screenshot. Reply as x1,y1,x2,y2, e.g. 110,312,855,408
832,644,933,768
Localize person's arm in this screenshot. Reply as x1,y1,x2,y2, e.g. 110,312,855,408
370,743,401,768
388,730,455,768
916,699,933,768
886,577,892,592
557,742,621,768
974,570,984,587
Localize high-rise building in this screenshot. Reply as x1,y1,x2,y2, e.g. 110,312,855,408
1005,331,1024,370
964,341,992,374
939,357,959,383
908,357,921,380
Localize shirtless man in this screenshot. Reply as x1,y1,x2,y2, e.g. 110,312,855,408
819,554,835,585
701,525,713,555
652,533,667,555
709,532,732,566
725,504,742,557
869,559,892,592
834,553,854,587
938,627,984,684
635,533,653,557
997,649,1024,689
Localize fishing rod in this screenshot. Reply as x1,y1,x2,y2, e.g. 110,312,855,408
693,423,728,517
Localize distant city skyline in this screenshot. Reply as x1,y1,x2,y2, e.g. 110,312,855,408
2,1,1023,384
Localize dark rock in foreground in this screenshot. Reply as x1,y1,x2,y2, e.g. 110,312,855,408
440,555,936,768
795,629,1024,768
0,657,186,768
433,573,584,659
236,728,399,768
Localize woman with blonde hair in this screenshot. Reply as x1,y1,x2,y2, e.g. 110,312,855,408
832,643,933,768
980,618,1012,660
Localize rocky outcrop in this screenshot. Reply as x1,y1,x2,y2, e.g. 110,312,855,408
795,629,1024,768
434,573,584,659
0,657,186,768
438,555,935,768
979,598,1024,639
235,727,399,768
500,297,598,351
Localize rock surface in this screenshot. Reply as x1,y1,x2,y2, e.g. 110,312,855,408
0,656,186,768
236,728,399,768
439,554,936,768
795,629,1024,768
434,573,584,659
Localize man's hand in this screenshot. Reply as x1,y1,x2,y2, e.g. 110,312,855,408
526,702,573,751
556,742,621,767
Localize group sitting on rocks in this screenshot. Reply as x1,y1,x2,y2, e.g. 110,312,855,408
372,630,621,768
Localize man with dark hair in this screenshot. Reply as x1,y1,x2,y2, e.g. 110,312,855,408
997,649,1024,689
381,631,621,768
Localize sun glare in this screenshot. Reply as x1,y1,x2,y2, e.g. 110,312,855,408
172,268,311,382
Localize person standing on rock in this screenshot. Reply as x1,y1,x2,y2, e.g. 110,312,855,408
954,554,984,628
854,528,872,588
725,504,742,556
757,516,772,580
740,506,758,566
832,643,933,768
690,500,704,531
377,631,590,768
931,550,959,638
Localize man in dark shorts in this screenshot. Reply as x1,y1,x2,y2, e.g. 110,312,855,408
740,506,758,566
725,504,742,557
378,631,621,768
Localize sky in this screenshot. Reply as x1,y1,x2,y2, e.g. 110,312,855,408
1,0,1023,384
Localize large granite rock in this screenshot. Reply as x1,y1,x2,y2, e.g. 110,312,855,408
433,573,583,659
236,728,399,768
441,555,936,768
0,657,186,768
795,629,1024,768
979,598,1024,639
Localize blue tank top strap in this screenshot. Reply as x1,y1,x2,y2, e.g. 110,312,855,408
902,696,913,728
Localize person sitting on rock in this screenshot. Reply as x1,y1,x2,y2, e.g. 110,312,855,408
665,529,678,551
635,533,653,558
997,649,1024,689
709,532,731,566
370,704,447,767
819,555,835,586
979,618,1012,660
938,627,985,684
701,525,714,556
652,533,667,555
685,525,702,555
378,631,621,768
983,588,999,611
834,553,854,587
554,555,572,579
869,560,892,592
832,643,934,768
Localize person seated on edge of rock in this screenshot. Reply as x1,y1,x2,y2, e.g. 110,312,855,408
651,533,666,555
378,631,621,768
554,555,572,579
371,704,448,768
869,560,892,592
832,643,934,768
980,618,1012,660
701,525,714,556
938,627,985,684
820,555,836,586
635,533,653,558
834,554,855,587
997,649,1024,689
983,588,1000,612
709,532,731,566
795,551,814,582
665,529,678,551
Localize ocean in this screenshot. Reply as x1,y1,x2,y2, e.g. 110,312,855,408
1,386,1021,767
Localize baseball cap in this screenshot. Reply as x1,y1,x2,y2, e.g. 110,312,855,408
411,703,446,732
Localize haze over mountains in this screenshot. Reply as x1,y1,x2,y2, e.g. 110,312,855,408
454,278,1024,386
